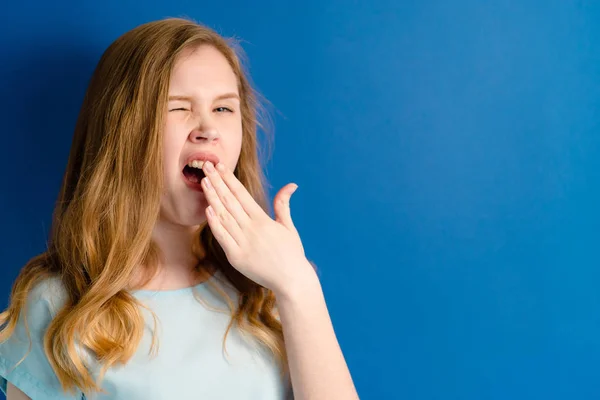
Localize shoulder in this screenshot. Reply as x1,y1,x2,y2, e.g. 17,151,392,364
29,275,68,307
23,275,69,327
5,275,69,339
0,275,79,399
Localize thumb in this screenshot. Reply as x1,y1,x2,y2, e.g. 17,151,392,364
274,183,298,230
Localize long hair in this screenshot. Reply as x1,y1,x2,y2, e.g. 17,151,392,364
0,17,285,396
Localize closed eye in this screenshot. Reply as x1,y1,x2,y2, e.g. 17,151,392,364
169,108,188,112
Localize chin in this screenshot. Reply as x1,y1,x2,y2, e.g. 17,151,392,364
185,206,209,226
176,215,207,229
161,208,208,228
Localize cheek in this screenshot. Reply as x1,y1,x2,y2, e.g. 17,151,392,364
162,151,180,181
226,127,243,168
162,125,185,179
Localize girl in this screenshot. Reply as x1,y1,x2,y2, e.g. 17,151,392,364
0,17,358,400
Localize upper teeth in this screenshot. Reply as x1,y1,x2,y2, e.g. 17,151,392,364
188,160,206,169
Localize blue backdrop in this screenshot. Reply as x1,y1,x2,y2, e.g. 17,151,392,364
1,1,599,399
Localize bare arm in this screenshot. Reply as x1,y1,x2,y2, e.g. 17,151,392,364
276,265,360,400
7,382,31,400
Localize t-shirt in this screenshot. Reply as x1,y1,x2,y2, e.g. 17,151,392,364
0,271,293,400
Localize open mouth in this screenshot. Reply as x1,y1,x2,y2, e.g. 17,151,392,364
182,165,206,184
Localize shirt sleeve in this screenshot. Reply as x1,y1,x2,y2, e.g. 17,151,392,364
0,278,82,400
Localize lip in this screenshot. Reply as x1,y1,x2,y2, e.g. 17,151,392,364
182,173,206,192
181,151,220,192
183,151,221,168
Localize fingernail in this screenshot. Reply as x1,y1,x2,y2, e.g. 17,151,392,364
204,161,215,172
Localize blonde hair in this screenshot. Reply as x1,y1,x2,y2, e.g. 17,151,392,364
0,17,286,396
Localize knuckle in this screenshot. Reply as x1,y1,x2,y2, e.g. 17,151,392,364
221,193,232,207
218,209,228,221
230,186,241,198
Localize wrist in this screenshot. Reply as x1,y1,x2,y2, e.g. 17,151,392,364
274,261,322,306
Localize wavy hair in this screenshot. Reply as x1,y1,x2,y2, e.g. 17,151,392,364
0,17,286,396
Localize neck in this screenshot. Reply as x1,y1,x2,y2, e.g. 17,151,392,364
153,218,199,268
135,219,211,290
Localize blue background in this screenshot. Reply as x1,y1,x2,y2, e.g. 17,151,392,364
1,1,599,399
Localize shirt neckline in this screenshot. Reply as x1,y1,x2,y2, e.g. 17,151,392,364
130,269,220,297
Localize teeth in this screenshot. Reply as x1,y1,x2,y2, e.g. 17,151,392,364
187,160,206,169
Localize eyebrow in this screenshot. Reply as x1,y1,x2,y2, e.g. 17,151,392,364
168,93,240,102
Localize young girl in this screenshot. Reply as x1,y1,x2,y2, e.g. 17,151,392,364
0,17,358,400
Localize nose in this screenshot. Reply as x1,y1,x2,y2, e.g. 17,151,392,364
189,123,220,143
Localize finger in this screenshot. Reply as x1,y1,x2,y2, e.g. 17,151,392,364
202,176,246,247
202,161,252,228
274,183,299,231
205,205,240,251
213,161,267,221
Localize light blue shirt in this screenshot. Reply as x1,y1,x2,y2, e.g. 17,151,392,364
0,272,292,399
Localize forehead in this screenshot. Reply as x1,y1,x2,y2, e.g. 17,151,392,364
169,45,239,95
